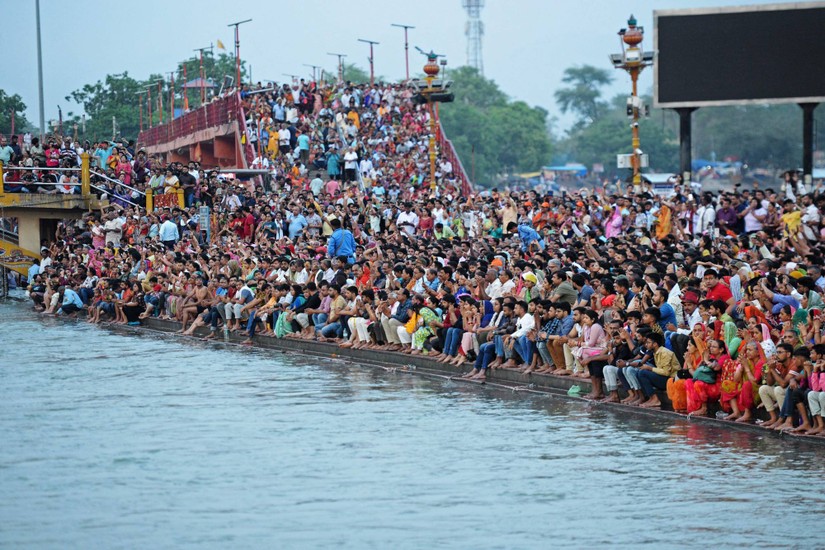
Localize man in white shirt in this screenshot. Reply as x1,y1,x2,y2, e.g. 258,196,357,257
396,203,419,235
309,173,325,196
278,125,291,153
694,195,716,236
501,301,535,369
498,270,517,297
674,291,703,335
103,212,125,248
482,269,503,300
159,215,179,250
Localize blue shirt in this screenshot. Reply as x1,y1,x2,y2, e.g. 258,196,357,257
517,224,545,252
297,134,310,151
659,303,677,331
28,263,40,281
578,285,595,305
771,293,800,315
61,288,83,309
287,213,308,240
327,228,356,262
558,314,575,337
392,299,413,323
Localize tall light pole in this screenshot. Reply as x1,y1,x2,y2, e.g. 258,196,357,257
357,38,379,87
303,63,322,82
228,18,252,89
134,91,144,132
166,71,176,121
35,0,46,139
391,24,415,81
610,14,653,187
327,52,347,84
193,44,214,105
157,79,164,124
146,86,153,128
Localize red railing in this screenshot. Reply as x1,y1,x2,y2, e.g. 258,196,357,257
437,119,473,197
236,101,255,168
138,94,241,148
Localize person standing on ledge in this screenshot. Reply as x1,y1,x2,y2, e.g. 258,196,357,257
159,215,179,250
327,218,356,265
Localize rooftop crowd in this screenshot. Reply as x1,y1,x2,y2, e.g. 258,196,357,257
8,76,825,437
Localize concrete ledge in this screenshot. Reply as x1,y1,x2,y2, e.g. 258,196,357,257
124,317,825,447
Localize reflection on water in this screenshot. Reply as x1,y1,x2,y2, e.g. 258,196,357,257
1,302,823,548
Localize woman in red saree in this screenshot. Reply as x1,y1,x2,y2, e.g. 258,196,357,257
685,338,729,416
720,341,765,423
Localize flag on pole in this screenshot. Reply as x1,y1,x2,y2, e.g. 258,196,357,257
217,39,226,50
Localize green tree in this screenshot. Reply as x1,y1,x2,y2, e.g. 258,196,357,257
559,94,679,174
554,65,613,129
179,52,248,108
325,63,374,85
0,90,33,134
65,72,160,142
693,104,801,169
439,67,553,186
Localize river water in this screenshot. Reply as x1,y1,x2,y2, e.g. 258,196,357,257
2,301,824,549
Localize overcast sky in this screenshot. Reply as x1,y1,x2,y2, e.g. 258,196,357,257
8,0,775,133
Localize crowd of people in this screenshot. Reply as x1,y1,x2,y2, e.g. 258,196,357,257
7,76,825,437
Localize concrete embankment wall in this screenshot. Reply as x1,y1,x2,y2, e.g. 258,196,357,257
128,317,825,447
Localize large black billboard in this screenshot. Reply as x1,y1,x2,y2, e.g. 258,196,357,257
654,3,825,107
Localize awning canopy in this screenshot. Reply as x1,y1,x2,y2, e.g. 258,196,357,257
182,77,217,89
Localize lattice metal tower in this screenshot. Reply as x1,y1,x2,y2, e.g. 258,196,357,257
462,0,484,75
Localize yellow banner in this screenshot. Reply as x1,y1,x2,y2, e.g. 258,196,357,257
0,239,39,276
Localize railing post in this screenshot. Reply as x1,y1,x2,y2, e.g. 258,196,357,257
80,152,90,197
0,160,5,200
146,187,153,212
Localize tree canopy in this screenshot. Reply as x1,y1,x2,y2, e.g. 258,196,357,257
554,65,613,129
438,66,552,186
0,90,33,134
60,53,246,142
552,63,825,176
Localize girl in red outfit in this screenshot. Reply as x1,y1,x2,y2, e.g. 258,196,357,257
720,341,765,423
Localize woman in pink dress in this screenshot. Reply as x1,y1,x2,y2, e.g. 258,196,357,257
604,203,624,239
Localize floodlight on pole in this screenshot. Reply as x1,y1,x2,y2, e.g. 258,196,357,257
193,44,214,105
303,63,322,82
327,52,347,84
227,18,252,89
357,38,379,87
35,0,46,139
391,23,415,81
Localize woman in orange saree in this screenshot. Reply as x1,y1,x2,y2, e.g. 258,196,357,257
654,203,672,241
667,324,707,412
685,338,728,416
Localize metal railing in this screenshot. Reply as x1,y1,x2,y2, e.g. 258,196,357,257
89,183,143,208
138,93,241,147
90,170,146,196
437,118,473,196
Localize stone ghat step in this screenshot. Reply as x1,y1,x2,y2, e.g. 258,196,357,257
125,317,825,447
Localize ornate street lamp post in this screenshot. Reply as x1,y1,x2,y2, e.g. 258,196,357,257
412,49,454,191
610,15,654,188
